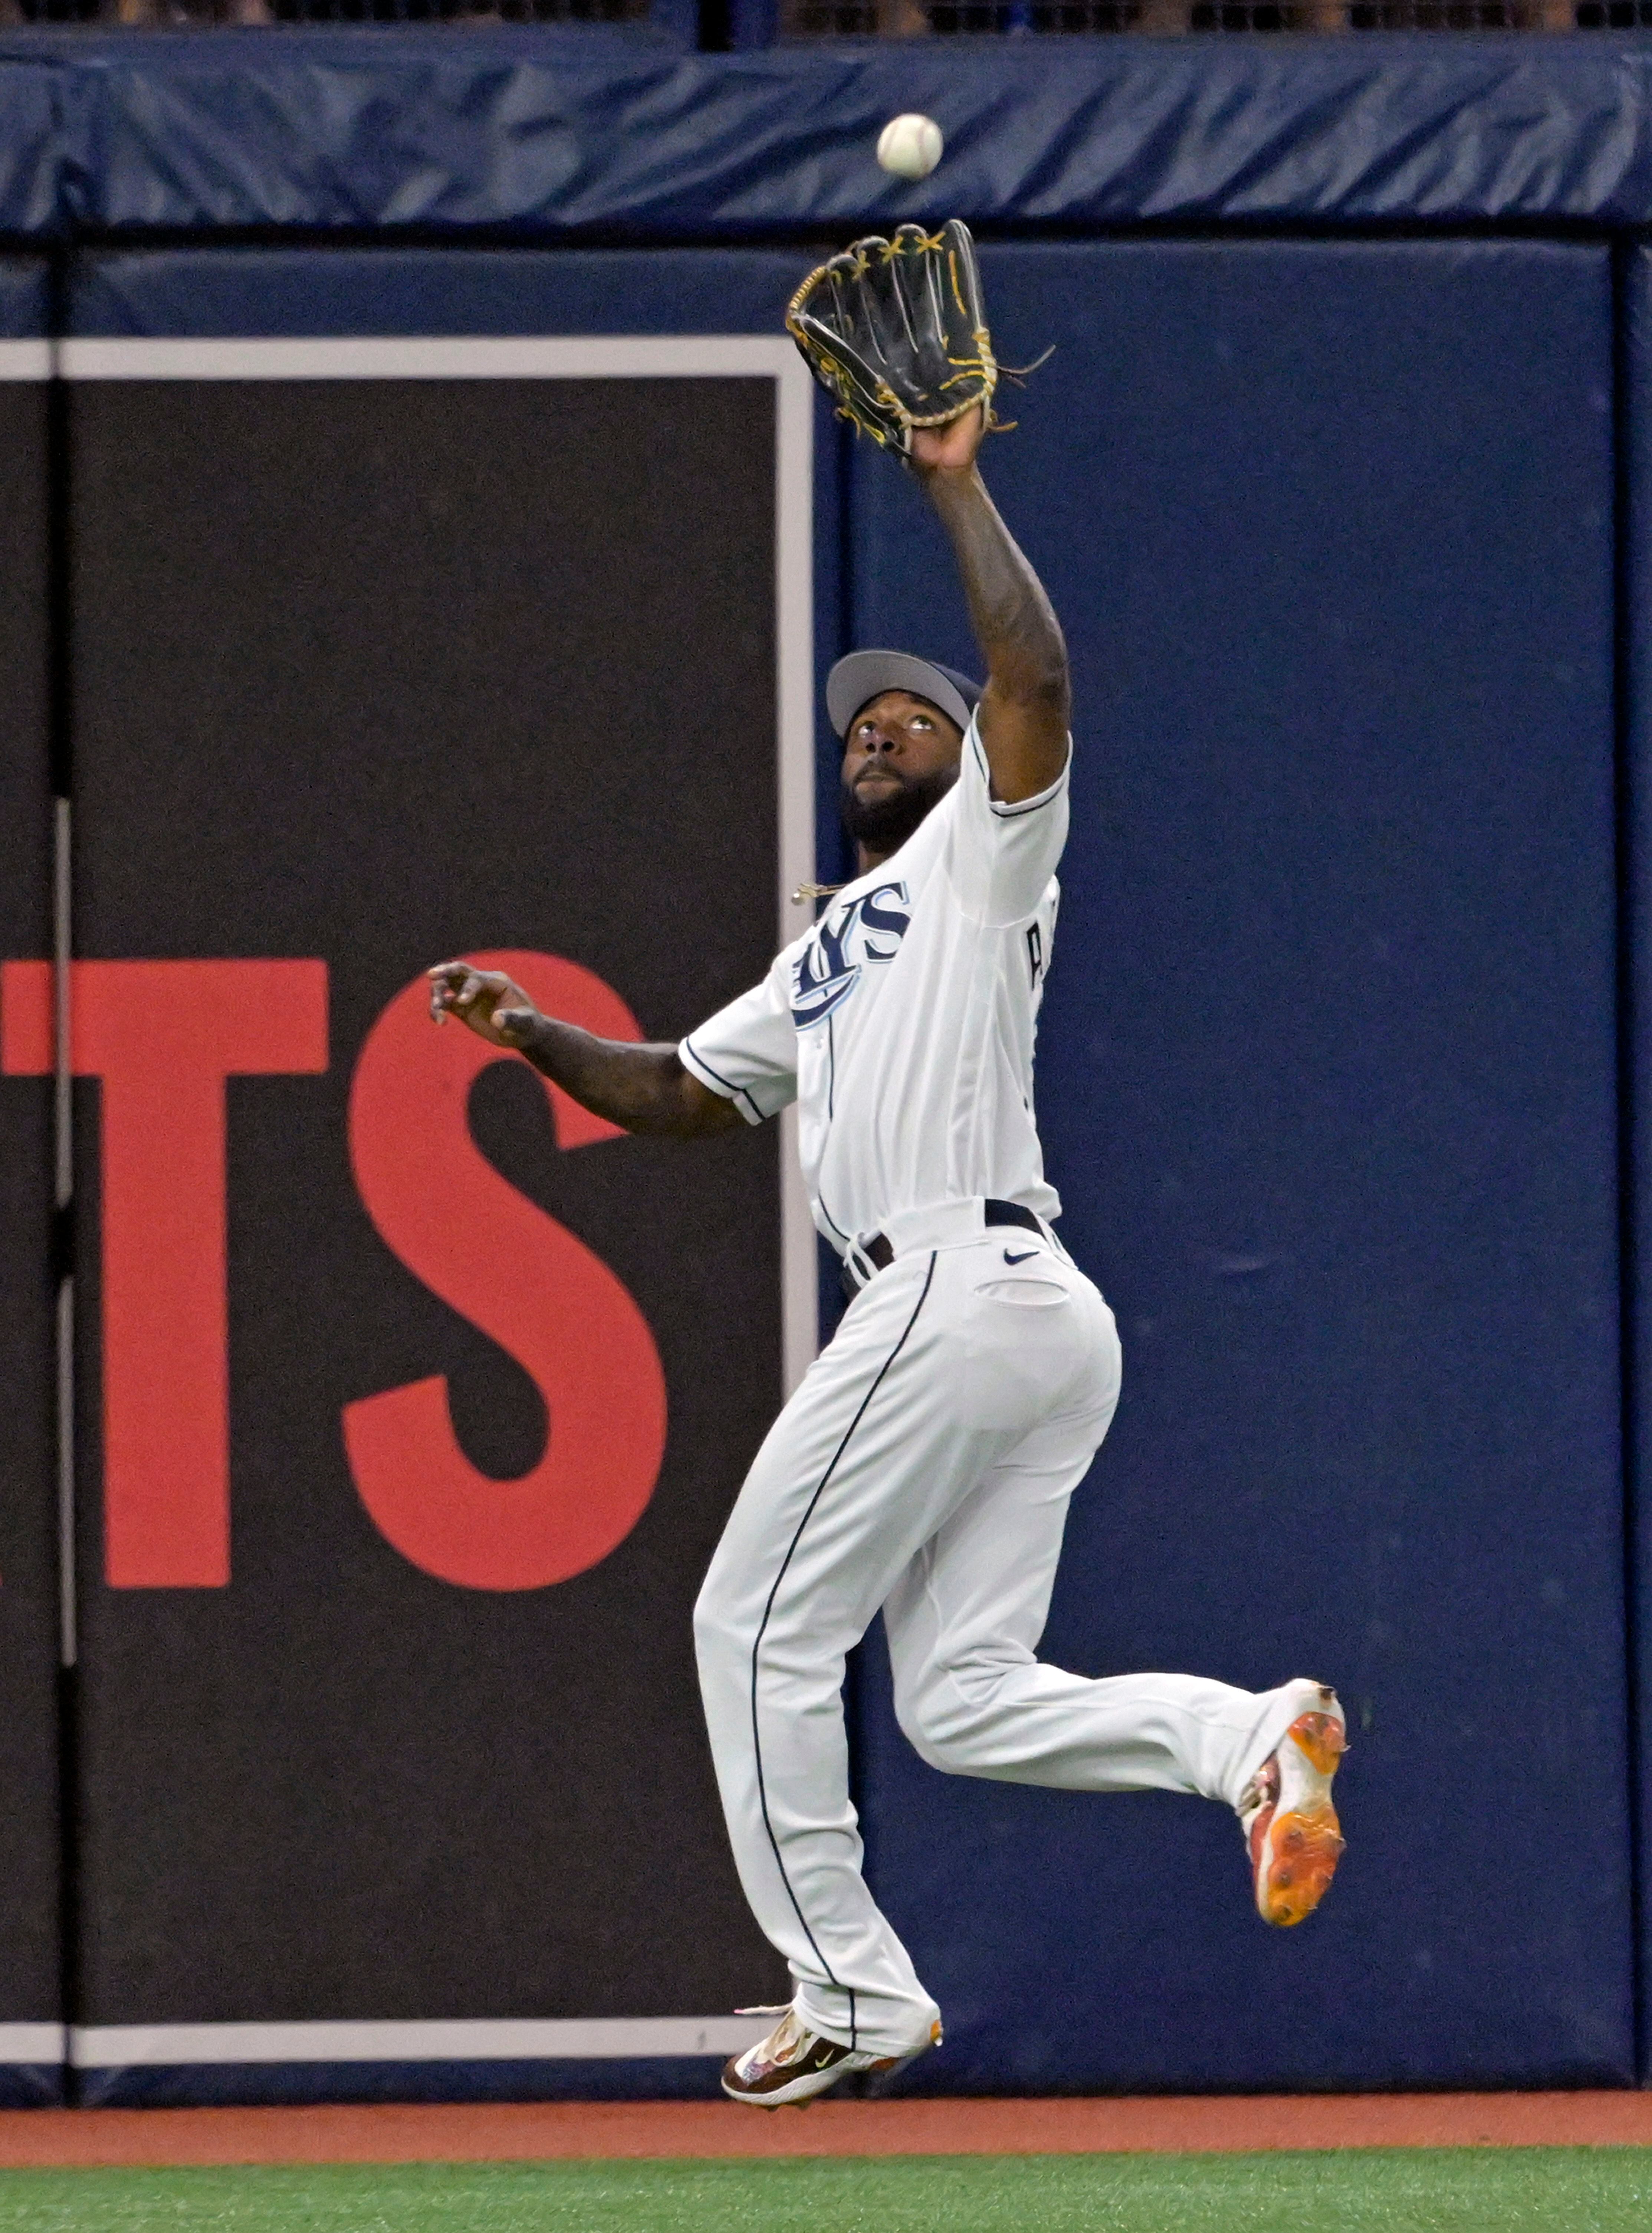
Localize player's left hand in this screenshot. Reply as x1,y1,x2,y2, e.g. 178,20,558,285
909,403,986,479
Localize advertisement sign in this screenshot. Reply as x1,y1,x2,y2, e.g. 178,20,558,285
47,340,814,2099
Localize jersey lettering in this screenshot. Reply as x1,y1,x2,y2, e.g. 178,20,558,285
792,882,910,1029
858,883,913,957
682,721,1071,1246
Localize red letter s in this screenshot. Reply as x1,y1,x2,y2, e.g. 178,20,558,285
344,953,667,1591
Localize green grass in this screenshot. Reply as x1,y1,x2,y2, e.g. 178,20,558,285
0,2152,1646,2233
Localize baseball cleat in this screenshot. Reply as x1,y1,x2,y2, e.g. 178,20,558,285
721,2004,939,2109
1237,1681,1347,1928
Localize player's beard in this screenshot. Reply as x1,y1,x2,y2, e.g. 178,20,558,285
840,762,958,854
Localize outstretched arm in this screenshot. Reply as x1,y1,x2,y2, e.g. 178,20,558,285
428,963,741,1139
911,406,1070,804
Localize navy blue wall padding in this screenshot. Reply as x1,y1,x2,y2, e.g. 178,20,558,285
1629,247,1652,2088
847,239,1629,2091
18,33,1652,234
0,258,46,337
76,2057,730,2110
35,226,1642,2093
0,62,58,239
71,244,809,337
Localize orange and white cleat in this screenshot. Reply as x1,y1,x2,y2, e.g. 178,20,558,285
1238,1681,1347,1927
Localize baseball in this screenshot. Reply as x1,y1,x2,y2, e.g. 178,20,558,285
876,114,943,182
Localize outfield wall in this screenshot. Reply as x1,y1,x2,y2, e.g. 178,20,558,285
0,29,1645,2103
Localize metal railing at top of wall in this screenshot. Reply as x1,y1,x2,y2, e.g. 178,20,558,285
5,0,1648,27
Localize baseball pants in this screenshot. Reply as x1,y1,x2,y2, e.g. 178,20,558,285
693,1226,1316,2059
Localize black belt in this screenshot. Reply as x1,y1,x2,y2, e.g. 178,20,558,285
842,1200,1044,1302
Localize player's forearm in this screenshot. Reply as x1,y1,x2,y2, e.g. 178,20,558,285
511,1016,737,1138
924,465,1070,725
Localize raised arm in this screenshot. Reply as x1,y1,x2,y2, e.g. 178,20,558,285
428,963,740,1139
910,407,1070,804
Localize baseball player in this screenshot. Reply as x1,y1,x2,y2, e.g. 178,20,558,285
429,233,1345,2110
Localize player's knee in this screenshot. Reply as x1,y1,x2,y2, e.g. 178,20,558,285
895,1656,1027,1774
893,1681,972,1775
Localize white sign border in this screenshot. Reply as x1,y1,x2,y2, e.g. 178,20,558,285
69,2015,769,2068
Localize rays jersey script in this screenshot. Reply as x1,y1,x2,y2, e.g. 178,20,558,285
680,720,1070,1256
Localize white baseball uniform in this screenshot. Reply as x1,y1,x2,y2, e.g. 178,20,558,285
682,717,1313,2058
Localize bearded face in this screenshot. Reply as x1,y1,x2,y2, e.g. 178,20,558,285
839,692,963,858
840,757,958,852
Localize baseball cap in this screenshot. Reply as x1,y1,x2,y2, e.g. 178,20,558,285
827,650,982,741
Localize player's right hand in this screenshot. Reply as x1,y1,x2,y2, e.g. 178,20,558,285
427,962,539,1050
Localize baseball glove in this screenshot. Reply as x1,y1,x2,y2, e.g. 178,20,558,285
786,219,998,458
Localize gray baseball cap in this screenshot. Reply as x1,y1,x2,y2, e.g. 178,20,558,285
827,650,982,741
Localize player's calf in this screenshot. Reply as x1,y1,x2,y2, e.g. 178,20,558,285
1237,1681,1347,1928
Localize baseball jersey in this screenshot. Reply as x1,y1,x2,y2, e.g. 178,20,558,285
679,715,1068,1257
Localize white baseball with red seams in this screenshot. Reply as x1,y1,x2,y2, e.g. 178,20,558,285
681,721,1328,2068
877,113,944,181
